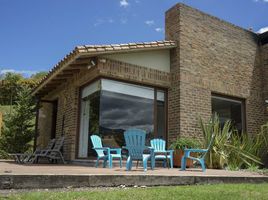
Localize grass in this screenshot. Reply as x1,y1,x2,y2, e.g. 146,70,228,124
2,184,268,200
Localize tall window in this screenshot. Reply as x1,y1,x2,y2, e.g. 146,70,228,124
211,94,245,134
78,79,166,158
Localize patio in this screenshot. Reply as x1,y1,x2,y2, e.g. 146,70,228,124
1,160,267,189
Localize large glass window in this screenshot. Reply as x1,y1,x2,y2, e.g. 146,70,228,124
78,79,166,158
212,95,245,134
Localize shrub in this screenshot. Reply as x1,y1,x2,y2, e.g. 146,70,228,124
170,137,201,151
199,115,262,169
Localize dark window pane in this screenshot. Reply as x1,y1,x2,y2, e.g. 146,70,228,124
212,96,244,133
79,91,100,158
157,100,165,139
99,90,154,148
87,91,100,157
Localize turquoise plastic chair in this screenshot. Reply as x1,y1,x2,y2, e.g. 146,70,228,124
181,135,215,172
124,129,155,171
90,135,122,168
150,139,174,168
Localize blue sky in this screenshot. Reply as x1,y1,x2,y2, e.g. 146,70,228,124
0,0,268,76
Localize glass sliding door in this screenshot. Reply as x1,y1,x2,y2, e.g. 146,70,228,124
78,78,166,158
156,90,166,139
100,79,154,149
78,80,100,158
78,99,90,158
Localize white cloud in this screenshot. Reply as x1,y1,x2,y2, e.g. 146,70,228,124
0,69,37,77
257,26,268,34
108,19,114,23
155,27,164,33
94,18,115,27
94,19,104,27
120,18,128,24
145,20,155,26
120,0,129,8
254,0,268,2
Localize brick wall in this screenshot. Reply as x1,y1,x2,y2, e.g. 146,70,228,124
262,43,268,120
37,58,170,160
166,3,266,139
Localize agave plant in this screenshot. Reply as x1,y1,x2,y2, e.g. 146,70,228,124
227,132,262,170
199,115,262,169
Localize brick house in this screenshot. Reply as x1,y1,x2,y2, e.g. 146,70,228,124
32,3,268,161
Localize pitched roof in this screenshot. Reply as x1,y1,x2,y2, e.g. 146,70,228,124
32,40,176,96
76,40,176,53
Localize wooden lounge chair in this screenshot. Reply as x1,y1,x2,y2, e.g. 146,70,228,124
150,139,174,168
90,135,122,168
32,136,65,164
9,138,56,164
181,134,215,172
124,129,154,171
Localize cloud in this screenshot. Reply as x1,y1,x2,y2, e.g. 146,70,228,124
94,19,105,27
94,18,115,27
145,20,155,26
155,27,164,33
120,18,128,24
254,0,268,2
0,69,38,77
108,19,114,23
257,26,268,34
120,0,129,8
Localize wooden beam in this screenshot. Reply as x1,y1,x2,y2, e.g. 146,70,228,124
52,77,67,81
62,69,80,73
72,58,91,65
56,74,73,78
68,64,88,69
49,80,63,84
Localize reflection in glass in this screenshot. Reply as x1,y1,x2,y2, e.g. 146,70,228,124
78,79,166,158
100,90,154,148
212,96,244,134
157,100,165,138
79,91,100,158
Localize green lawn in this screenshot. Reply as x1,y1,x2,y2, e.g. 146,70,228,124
3,184,268,200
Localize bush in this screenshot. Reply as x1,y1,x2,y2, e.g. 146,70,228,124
170,137,201,150
199,115,262,169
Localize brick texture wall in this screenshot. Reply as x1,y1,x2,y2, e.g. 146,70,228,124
166,3,266,139
37,58,170,160
262,43,268,120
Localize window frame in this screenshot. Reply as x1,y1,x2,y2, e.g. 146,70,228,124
211,93,246,133
75,77,168,159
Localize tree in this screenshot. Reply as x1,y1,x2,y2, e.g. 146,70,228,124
0,86,36,153
30,71,47,82
0,72,23,105
0,71,47,105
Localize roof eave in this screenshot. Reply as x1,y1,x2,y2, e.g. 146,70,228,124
32,41,177,96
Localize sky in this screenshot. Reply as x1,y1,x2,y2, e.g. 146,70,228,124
0,0,268,77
